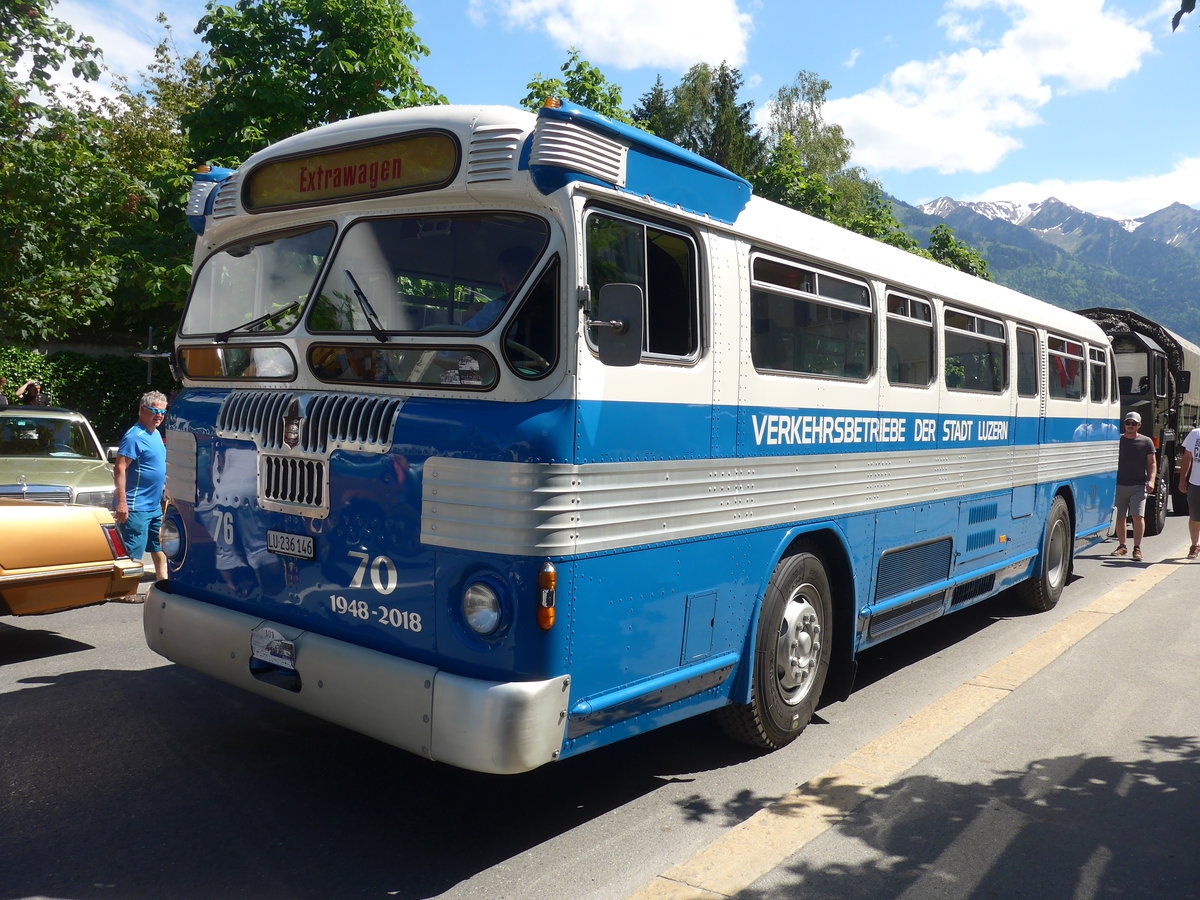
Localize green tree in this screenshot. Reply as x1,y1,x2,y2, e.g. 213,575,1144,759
663,62,764,179
99,18,208,336
927,223,993,280
630,75,675,137
522,48,632,123
1172,0,1194,30
765,71,851,177
0,0,154,343
184,0,445,165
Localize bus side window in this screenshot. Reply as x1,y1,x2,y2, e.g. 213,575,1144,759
885,292,934,387
1017,327,1039,397
1047,334,1085,400
750,254,872,379
585,211,698,360
944,309,1007,393
1089,347,1107,402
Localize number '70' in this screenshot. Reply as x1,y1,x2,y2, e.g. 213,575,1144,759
347,550,398,595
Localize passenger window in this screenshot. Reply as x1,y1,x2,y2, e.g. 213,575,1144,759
750,254,872,379
1017,328,1039,397
1089,347,1107,402
885,292,933,387
585,212,698,359
1047,335,1085,400
944,309,1007,393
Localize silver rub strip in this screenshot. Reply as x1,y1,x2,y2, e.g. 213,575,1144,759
420,444,1117,556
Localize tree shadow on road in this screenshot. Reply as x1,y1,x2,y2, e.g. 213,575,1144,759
730,735,1200,899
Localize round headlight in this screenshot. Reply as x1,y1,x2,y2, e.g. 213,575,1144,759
463,581,501,635
160,516,183,559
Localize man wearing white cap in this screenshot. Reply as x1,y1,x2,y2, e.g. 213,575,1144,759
1112,411,1156,561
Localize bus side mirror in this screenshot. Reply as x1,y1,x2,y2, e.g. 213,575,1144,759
1178,371,1192,394
589,283,644,367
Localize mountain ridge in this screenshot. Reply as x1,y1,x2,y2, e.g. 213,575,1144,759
891,196,1200,343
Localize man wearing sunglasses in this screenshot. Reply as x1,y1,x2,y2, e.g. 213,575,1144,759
113,391,169,598
1112,411,1156,562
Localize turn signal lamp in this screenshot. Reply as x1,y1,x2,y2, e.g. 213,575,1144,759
537,562,557,630
543,97,562,108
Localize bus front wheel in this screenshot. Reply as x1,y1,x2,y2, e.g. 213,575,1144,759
719,548,832,750
1016,495,1071,612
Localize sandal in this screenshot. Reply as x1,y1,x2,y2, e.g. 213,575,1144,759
1132,547,1143,562
1189,546,1199,560
1111,544,1128,556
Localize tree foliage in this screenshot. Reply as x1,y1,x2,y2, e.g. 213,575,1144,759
184,0,445,165
623,62,991,278
0,0,155,343
639,61,765,179
927,223,992,280
1172,0,1195,30
98,19,208,335
522,47,632,123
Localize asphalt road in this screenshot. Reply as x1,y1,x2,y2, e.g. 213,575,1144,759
2,512,1196,900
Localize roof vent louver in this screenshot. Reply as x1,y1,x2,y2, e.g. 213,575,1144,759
467,125,524,183
530,119,627,187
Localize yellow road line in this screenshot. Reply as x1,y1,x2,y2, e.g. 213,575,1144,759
627,545,1191,900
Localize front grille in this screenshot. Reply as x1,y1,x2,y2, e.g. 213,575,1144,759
260,455,327,515
217,390,402,453
0,485,72,502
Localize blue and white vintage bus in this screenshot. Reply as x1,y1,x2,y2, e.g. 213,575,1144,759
147,100,1119,773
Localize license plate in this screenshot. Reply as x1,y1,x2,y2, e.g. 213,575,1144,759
250,625,296,670
267,529,314,559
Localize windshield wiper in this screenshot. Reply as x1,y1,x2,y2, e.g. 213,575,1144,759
344,269,390,343
214,301,302,344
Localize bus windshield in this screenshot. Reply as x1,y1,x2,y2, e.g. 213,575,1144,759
182,224,335,337
308,213,547,335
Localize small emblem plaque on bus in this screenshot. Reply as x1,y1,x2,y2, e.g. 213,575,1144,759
267,529,315,559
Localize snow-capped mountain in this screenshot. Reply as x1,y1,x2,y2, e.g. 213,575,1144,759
892,196,1200,343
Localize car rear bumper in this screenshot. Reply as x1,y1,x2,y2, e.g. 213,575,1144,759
143,586,570,773
0,558,144,615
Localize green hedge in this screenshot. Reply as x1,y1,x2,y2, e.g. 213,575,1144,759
0,346,178,445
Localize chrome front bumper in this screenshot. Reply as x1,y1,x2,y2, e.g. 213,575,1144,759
143,586,569,774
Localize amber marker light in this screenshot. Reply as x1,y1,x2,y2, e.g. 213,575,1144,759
537,562,557,630
543,97,562,108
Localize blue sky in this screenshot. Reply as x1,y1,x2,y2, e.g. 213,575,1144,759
53,0,1200,220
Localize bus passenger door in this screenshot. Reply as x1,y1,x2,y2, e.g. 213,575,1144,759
1012,326,1042,518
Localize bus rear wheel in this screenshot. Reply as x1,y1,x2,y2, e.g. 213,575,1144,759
1016,495,1071,612
719,548,832,750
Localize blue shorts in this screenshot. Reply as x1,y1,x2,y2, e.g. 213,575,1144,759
119,507,163,560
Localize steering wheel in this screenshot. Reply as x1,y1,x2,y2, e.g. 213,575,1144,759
505,339,551,375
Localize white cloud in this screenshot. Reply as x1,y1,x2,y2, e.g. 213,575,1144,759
826,0,1154,175
844,48,862,68
972,157,1200,220
467,0,753,69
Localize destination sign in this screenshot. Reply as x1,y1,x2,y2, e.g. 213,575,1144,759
245,132,458,210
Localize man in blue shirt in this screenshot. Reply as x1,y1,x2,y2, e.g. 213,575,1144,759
114,391,169,595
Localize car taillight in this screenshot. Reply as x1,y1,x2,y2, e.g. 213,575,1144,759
103,523,130,560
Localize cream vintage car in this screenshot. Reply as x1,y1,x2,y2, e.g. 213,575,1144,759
0,499,144,615
0,406,116,506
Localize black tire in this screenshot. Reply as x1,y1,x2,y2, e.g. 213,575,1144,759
718,548,832,750
1144,471,1167,536
1016,495,1072,612
1171,462,1189,515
